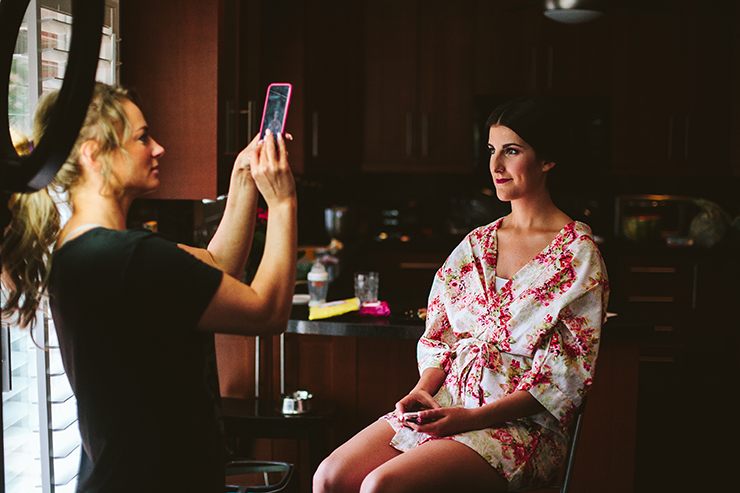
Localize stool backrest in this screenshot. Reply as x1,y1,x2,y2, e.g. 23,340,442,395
557,407,586,493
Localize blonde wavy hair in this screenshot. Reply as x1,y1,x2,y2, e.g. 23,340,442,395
2,83,136,329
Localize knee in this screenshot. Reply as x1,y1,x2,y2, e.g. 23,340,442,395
360,468,400,493
313,455,345,493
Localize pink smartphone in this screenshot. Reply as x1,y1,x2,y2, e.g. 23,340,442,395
402,411,424,425
259,83,292,144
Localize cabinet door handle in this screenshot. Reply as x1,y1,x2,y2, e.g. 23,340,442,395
639,356,676,363
254,335,261,398
238,100,255,147
399,262,441,270
406,112,414,157
312,111,319,158
684,115,690,160
692,263,698,310
248,101,255,141
421,113,429,158
629,266,676,274
225,100,236,153
628,296,675,303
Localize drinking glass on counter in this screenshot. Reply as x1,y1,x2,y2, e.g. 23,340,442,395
354,271,379,304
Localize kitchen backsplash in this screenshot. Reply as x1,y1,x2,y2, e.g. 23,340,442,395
128,172,740,252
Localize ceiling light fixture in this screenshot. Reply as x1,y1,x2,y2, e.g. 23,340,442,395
544,0,605,24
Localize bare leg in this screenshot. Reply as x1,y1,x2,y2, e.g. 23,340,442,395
360,438,508,493
314,419,401,493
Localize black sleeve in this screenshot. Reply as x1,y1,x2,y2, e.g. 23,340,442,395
123,233,224,331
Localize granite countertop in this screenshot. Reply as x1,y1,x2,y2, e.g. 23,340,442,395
288,304,425,340
288,302,649,341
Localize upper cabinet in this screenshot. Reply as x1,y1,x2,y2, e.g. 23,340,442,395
734,4,740,177
120,0,737,190
362,0,475,173
121,0,260,200
253,0,365,175
609,0,733,177
473,1,611,97
301,0,364,173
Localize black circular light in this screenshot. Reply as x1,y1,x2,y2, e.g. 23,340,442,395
0,0,104,193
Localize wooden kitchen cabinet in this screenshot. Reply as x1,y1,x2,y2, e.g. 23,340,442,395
219,329,639,493
249,0,371,177
734,4,740,177
268,334,419,491
258,0,364,174
301,0,364,172
609,0,733,177
610,249,736,491
362,0,475,173
610,248,736,360
473,0,611,97
612,253,696,360
121,0,261,200
372,251,447,308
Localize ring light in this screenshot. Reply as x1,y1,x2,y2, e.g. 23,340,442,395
0,0,104,194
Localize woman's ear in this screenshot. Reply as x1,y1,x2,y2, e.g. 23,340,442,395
79,140,102,174
542,160,556,173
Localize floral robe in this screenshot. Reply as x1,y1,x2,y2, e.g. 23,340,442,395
383,219,609,491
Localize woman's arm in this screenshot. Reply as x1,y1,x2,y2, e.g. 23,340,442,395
179,134,260,278
197,130,297,335
407,390,545,438
395,368,447,416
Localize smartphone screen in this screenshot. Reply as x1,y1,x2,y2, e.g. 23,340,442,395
259,83,292,144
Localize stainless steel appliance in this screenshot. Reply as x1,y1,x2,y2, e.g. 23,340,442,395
614,195,697,245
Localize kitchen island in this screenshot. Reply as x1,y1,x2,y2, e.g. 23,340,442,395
217,304,646,493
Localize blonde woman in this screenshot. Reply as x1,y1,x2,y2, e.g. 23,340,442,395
1,83,297,492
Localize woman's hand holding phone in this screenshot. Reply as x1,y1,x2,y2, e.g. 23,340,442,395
395,388,440,427
402,406,482,437
251,130,295,208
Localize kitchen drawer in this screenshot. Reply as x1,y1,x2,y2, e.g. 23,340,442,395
614,255,698,347
626,303,685,343
638,343,686,363
618,262,697,302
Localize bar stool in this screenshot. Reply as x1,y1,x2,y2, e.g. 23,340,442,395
224,460,294,492
221,334,336,476
526,402,587,493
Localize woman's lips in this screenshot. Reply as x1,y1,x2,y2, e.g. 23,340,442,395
495,178,511,185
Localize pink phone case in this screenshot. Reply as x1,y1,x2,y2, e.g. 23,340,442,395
259,83,292,139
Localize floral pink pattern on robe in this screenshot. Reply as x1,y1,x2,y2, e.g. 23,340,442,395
383,219,609,491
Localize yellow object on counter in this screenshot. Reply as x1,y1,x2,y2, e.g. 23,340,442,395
308,297,361,320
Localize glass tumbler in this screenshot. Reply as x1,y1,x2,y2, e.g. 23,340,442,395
354,271,379,304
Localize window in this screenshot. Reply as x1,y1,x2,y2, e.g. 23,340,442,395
2,2,119,492
9,0,118,136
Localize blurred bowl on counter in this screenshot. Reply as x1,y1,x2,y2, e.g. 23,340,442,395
622,214,662,243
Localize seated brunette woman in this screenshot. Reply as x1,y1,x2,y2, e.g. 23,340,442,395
313,98,609,493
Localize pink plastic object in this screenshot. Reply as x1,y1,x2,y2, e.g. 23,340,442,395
358,301,390,316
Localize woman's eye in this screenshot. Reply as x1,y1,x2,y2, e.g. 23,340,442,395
488,147,495,155
505,148,518,155
138,133,150,144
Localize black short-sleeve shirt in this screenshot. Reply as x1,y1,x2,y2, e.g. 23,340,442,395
48,228,224,492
